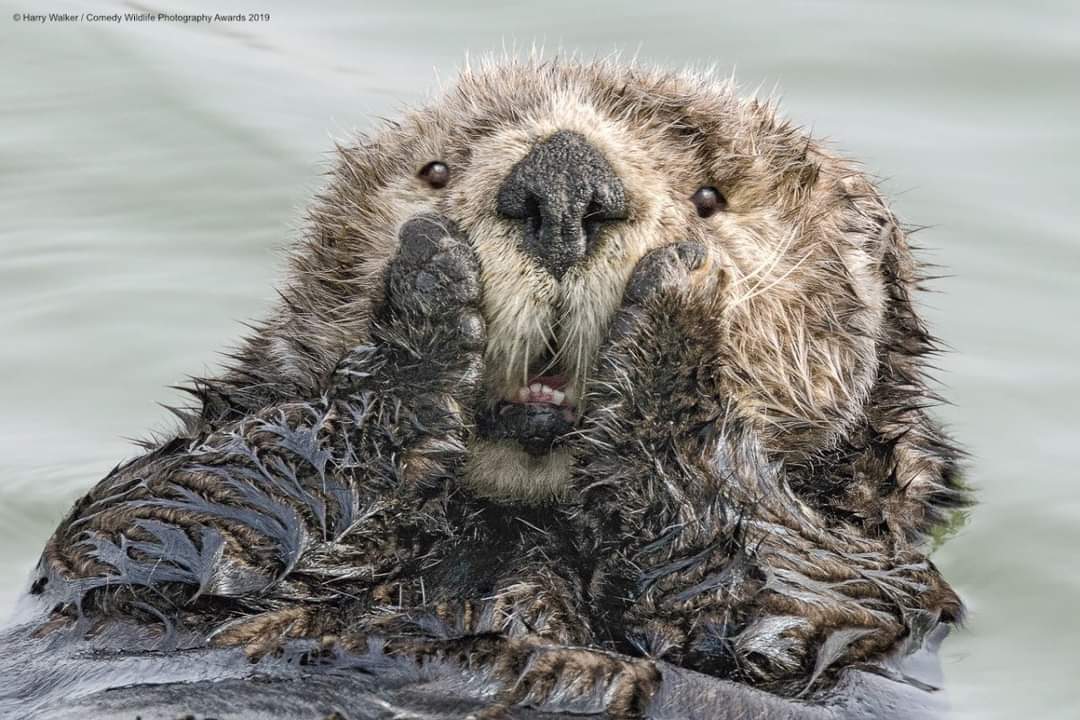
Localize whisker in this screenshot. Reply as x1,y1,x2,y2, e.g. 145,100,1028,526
732,245,816,308
729,225,797,293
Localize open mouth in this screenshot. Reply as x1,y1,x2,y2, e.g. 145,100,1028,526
476,352,578,456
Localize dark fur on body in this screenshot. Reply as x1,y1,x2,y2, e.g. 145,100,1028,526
31,59,966,717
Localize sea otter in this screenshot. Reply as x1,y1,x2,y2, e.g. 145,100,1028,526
3,59,967,719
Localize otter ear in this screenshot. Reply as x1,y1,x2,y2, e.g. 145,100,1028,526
838,204,969,545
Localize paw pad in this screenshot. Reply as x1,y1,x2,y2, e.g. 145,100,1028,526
624,241,709,305
389,214,481,316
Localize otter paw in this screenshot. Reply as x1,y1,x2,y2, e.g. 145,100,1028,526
386,214,482,323
732,615,814,682
494,643,660,719
576,240,729,461
624,241,710,305
335,214,486,398
608,241,723,342
485,579,592,644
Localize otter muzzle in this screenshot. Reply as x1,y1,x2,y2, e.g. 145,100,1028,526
496,130,627,279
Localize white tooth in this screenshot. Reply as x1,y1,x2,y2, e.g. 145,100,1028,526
517,387,530,402
551,389,565,405
529,383,542,393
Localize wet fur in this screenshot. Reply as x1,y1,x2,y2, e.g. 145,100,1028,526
31,58,966,716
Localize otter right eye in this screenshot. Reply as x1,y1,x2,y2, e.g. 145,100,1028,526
691,186,726,217
418,161,450,189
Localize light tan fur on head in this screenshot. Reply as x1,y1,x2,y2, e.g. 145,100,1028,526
225,56,948,520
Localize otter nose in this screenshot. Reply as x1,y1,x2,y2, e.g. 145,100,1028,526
497,130,627,279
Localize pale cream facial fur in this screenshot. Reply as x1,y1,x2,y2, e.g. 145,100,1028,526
446,96,687,501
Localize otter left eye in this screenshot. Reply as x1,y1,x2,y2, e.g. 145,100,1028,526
418,161,450,189
691,186,726,217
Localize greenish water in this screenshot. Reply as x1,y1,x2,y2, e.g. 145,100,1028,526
1,1,1077,717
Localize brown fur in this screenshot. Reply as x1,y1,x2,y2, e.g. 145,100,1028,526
31,57,966,715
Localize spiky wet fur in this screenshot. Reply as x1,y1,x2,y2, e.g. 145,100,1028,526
33,58,967,715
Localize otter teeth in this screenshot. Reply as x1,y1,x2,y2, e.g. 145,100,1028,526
514,383,569,406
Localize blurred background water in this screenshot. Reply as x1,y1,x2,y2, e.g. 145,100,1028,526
1,1,1077,717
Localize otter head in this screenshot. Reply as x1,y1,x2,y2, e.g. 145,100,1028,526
265,59,959,534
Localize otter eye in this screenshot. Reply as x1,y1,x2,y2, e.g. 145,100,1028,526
418,161,450,189
690,186,726,218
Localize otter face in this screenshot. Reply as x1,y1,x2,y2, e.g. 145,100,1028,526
303,60,924,504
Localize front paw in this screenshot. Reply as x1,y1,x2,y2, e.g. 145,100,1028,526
385,214,483,329
580,242,727,436
380,214,486,361
331,215,486,485
608,240,724,343
567,241,731,536
336,214,485,391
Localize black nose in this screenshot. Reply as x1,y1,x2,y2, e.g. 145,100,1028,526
496,130,627,279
